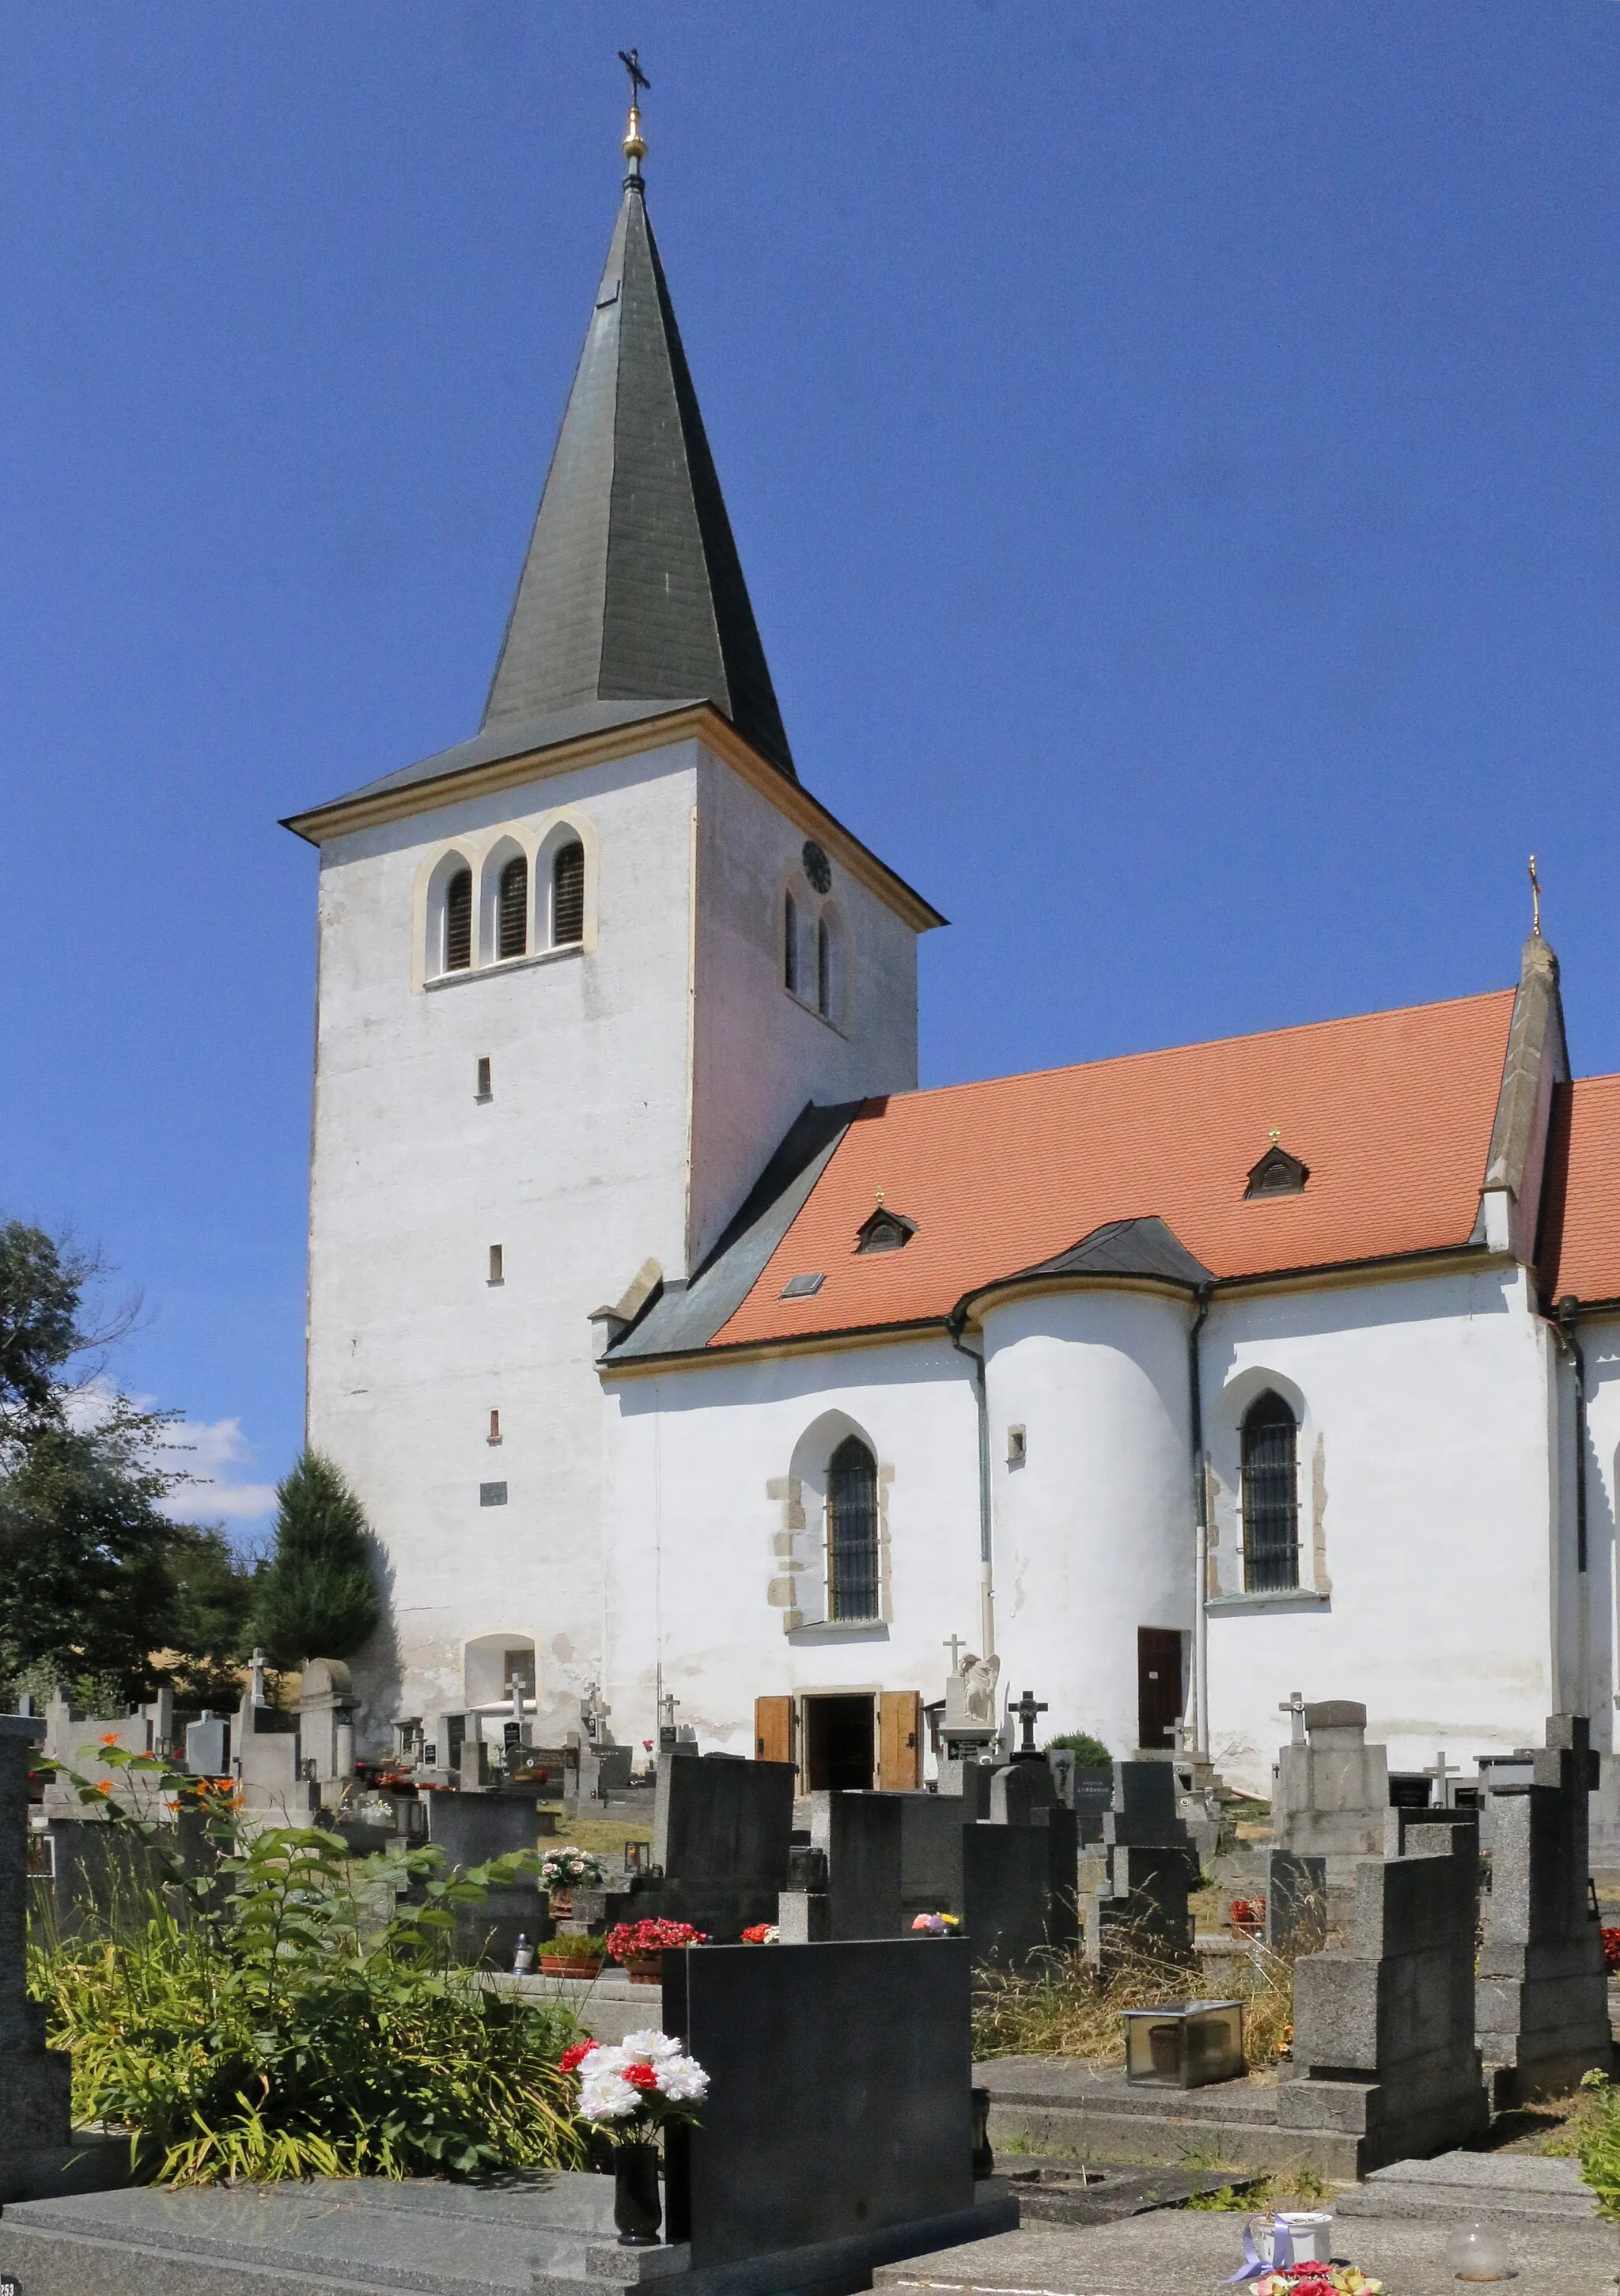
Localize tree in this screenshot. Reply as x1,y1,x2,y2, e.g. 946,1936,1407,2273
254,1451,380,1668
164,1524,261,1705
0,1221,93,1436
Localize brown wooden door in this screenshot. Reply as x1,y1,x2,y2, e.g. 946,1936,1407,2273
878,1689,922,1790
1137,1627,1185,1753
755,1695,793,1765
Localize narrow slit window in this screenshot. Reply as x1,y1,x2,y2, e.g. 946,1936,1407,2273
1241,1391,1300,1592
816,917,831,1016
487,1245,504,1286
827,1434,880,1622
444,868,473,972
498,855,528,960
475,1056,492,1100
784,892,799,994
487,1409,502,1445
551,841,585,946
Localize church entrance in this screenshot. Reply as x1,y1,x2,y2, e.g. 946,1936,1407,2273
803,1693,876,1790
1137,1627,1186,1753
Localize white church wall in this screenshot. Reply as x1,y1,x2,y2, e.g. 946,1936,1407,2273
979,1287,1196,1764
308,738,707,1747
1565,1313,1620,1752
687,747,922,1268
599,1338,981,1752
1202,1265,1558,1797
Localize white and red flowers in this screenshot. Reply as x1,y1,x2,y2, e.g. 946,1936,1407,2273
561,2030,709,2139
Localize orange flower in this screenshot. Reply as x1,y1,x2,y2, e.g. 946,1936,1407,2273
100,1733,120,1747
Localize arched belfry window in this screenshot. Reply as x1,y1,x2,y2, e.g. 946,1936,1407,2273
784,892,800,995
827,1434,880,1621
444,868,473,972
816,916,831,1016
1241,1391,1299,1592
497,854,528,960
551,840,585,948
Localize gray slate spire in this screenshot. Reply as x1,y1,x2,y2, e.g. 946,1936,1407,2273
483,152,795,780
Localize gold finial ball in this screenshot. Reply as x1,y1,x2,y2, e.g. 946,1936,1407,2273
623,105,647,164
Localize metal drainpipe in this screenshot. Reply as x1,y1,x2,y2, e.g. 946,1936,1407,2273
1188,1283,1213,1760
948,1311,996,1660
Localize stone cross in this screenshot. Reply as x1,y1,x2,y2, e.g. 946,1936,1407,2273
581,1680,611,1742
1426,1749,1460,1808
1278,1689,1306,1746
249,1647,268,1707
1009,1688,1049,1757
943,1634,967,1673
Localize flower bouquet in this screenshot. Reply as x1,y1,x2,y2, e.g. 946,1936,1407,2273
740,1923,780,1944
606,1917,709,1982
1228,1896,1266,1937
1252,2270,1381,2296
539,1930,608,1978
539,1844,608,1917
910,1911,960,1934
561,2030,709,2247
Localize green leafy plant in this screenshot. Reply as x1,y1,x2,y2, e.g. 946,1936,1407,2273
1572,2071,1620,2218
540,1932,608,1964
29,1746,585,2184
255,1451,380,1667
1043,1731,1111,1767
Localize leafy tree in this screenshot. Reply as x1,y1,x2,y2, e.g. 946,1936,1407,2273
164,1525,262,1705
255,1451,380,1669
0,1221,93,1436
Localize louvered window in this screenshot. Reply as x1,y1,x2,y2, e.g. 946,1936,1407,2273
551,841,585,946
817,917,831,1016
498,855,528,960
1241,1391,1300,1592
784,892,799,994
827,1434,880,1621
444,868,472,972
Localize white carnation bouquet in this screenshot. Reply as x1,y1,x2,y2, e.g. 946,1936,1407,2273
539,1845,608,1889
560,2029,709,2141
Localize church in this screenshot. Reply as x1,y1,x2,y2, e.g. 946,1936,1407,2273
284,100,1620,1821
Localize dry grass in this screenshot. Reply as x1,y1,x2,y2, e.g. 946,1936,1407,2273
973,1928,1300,2072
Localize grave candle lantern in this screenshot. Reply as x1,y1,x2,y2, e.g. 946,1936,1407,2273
1121,1998,1244,2089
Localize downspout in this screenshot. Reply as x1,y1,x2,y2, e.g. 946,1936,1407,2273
1188,1283,1213,1760
948,1311,996,1660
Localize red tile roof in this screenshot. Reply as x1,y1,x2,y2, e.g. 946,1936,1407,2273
710,989,1518,1349
1537,1075,1620,1305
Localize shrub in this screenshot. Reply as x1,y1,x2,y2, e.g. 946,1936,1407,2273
1573,2071,1620,2218
28,1749,584,2184
1043,1731,1111,1767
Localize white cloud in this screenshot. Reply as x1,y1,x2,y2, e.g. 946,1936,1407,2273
61,1381,279,1529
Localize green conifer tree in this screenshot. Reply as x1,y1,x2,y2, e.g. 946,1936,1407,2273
255,1450,380,1668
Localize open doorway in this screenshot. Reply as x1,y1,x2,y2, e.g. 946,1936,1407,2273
1137,1627,1186,1754
802,1693,876,1790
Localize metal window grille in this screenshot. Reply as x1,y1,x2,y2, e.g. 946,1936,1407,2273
1241,1392,1300,1591
498,855,528,959
552,841,585,945
445,869,472,970
827,1435,880,1621
816,917,831,1016
784,892,799,993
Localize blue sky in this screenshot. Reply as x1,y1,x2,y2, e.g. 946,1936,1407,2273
6,6,1620,1533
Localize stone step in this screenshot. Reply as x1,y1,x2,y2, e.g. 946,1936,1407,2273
977,2057,1362,2181
1336,2149,1604,2226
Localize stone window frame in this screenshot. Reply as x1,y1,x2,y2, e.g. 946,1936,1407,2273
412,805,600,991
766,1411,894,1637
1206,1365,1331,1607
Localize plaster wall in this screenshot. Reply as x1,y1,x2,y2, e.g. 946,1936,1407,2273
688,749,920,1266
1201,1265,1559,1795
599,1339,982,1752
980,1289,1196,1763
1563,1312,1620,1750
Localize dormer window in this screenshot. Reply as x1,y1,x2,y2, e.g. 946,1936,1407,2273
1244,1139,1309,1199
854,1205,917,1255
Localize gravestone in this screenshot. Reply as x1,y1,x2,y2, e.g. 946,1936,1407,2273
423,1791,547,1966
1088,1760,1198,1973
1275,1818,1489,2174
1272,1698,1388,1876
990,1760,1055,1825
233,1677,316,1824
183,1710,229,1776
631,1752,795,1939
297,1660,356,1795
0,1715,73,2199
1475,1713,1611,2107
823,1788,1078,1964
1261,1847,1329,1952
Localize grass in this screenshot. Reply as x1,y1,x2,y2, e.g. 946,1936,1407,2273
1183,2163,1331,2213
542,1813,653,1862
973,1928,1300,2072
1538,2071,1620,2217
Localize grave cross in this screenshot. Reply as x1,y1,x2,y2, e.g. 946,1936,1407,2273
1009,1688,1048,1756
250,1648,268,1709
1427,1748,1461,1809
943,1633,967,1673
1278,1689,1306,1746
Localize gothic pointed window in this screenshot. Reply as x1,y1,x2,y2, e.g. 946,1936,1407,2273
827,1434,880,1621
444,868,473,972
551,840,585,947
784,892,800,995
498,854,528,960
1241,1390,1299,1592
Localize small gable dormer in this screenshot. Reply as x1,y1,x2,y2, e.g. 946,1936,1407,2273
1244,1139,1309,1199
854,1203,917,1255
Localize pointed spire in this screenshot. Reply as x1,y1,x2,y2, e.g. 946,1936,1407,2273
482,89,795,779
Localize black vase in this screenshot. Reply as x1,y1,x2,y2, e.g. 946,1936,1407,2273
971,2086,994,2180
614,2141,662,2246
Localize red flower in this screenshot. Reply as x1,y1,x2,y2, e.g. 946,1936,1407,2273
559,2041,598,2076
622,2063,658,2090
1602,1925,1620,1976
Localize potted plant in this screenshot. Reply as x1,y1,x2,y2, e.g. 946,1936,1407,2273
740,1923,779,1944
605,1917,707,1983
539,1931,608,1979
1228,1896,1265,1938
539,1844,608,1919
562,2029,709,2247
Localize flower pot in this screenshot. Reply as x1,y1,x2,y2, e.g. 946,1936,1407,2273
613,2142,662,2246
539,1955,604,1979
624,1953,662,1984
548,1889,575,1919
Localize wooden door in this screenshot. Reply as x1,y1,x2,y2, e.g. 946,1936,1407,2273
755,1695,793,1765
1137,1627,1185,1753
878,1689,922,1790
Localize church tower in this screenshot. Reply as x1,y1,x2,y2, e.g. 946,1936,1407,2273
286,96,939,1746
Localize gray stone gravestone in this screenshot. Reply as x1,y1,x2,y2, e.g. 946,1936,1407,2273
1272,1699,1388,1875
1261,1847,1329,1952
1276,1818,1489,2174
0,1715,72,2199
183,1710,229,1776
636,1752,795,1939
1475,1713,1611,2107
